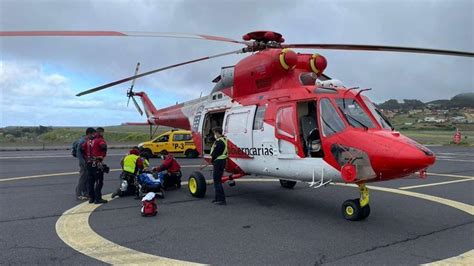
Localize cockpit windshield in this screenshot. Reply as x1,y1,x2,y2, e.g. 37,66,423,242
362,97,393,130
335,99,375,129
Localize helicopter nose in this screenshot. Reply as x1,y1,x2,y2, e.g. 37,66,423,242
400,144,435,169
367,135,436,180
383,142,436,177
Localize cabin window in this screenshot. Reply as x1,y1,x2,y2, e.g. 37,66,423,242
320,98,346,137
335,99,375,129
276,106,296,139
253,106,266,130
225,111,249,134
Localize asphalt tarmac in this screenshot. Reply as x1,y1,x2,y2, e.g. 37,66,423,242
0,146,473,265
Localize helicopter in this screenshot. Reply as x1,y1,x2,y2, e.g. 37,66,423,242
2,30,473,220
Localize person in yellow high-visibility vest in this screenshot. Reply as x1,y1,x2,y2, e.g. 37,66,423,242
210,127,228,205
111,148,144,198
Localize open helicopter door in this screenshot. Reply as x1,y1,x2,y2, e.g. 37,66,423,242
275,103,300,159
223,105,256,157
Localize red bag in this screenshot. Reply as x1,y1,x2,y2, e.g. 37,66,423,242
141,193,157,217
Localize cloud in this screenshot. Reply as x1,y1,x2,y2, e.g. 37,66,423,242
0,60,140,126
0,0,473,126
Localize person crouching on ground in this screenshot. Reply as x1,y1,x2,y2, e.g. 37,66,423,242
153,151,182,190
83,127,108,204
111,147,144,198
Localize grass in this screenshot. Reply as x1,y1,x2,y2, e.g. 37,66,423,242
0,125,171,148
1,125,472,148
400,130,473,146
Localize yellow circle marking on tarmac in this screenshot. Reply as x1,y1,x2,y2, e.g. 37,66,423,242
56,178,473,265
55,193,202,266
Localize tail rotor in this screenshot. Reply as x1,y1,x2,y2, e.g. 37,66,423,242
127,62,144,116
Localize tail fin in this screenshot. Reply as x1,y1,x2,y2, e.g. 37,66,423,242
133,92,158,120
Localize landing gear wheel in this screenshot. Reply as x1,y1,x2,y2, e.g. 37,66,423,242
360,204,371,220
188,171,206,198
279,179,297,189
341,199,370,221
342,199,361,221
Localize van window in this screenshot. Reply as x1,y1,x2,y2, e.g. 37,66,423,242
253,106,266,130
155,135,169,142
276,106,296,138
173,134,186,141
320,98,346,136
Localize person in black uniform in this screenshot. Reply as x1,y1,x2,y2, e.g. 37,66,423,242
210,127,228,205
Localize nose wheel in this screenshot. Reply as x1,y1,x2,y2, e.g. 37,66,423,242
341,184,370,221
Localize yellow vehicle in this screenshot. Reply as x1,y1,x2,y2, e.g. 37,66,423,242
138,129,199,158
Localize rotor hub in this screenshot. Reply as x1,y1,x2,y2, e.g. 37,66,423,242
242,31,284,43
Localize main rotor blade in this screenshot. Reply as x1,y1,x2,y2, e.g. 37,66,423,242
0,30,249,45
76,49,243,97
132,96,144,116
282,44,474,57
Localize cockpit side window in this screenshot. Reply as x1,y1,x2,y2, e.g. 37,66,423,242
319,98,346,137
362,97,393,130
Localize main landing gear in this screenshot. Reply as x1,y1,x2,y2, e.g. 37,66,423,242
341,183,370,221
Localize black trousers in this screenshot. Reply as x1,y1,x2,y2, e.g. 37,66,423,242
87,163,104,202
163,171,182,189
116,172,138,197
212,159,226,202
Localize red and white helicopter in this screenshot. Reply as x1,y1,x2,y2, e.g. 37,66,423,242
3,30,473,220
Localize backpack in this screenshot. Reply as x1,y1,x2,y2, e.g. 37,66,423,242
141,192,157,217
71,140,79,158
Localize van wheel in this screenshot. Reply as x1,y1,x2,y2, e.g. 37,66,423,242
142,149,153,158
159,150,168,156
279,179,297,189
188,171,206,198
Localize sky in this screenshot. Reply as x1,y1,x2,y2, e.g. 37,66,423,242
0,0,473,127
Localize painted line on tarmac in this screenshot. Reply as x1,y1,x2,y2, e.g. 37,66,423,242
56,178,474,265
55,193,202,266
423,249,474,265
399,179,473,190
0,169,120,182
437,158,474,163
0,165,206,182
429,172,474,180
437,152,474,156
0,153,126,159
